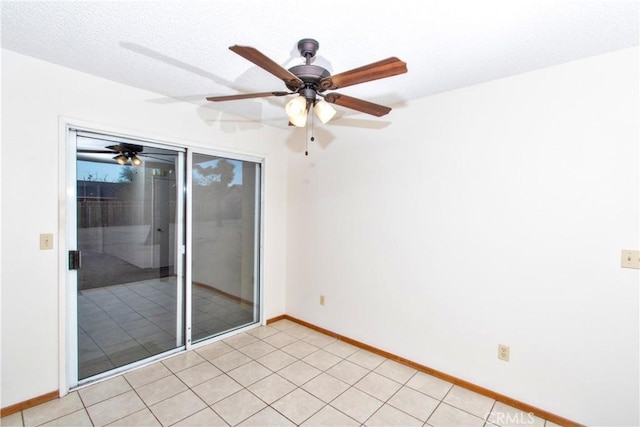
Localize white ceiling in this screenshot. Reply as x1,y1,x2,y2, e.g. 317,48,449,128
2,0,638,127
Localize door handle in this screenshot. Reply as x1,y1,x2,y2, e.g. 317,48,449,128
69,250,81,270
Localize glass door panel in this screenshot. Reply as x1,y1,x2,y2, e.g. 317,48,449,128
75,134,185,380
191,153,261,342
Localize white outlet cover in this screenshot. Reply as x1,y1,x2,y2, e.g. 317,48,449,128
621,249,640,269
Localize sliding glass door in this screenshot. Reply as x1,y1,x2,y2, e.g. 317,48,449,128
74,133,185,381
68,129,263,386
190,153,261,343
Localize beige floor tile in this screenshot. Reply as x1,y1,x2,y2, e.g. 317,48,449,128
302,373,350,403
211,389,266,426
13,323,561,427
272,388,325,424
78,376,132,407
106,408,161,426
354,371,402,401
406,371,453,400
192,374,243,405
388,385,440,421
277,360,322,386
238,406,295,426
488,401,545,426
223,332,259,349
227,360,272,387
281,340,319,359
326,359,370,385
269,319,298,331
256,349,297,371
330,387,384,424
40,409,92,427
172,407,227,426
302,331,337,348
302,349,342,371
210,349,252,372
247,373,297,404
301,405,360,426
0,412,23,427
238,340,277,359
23,392,83,427
245,325,279,339
374,359,418,384
443,385,495,419
149,389,207,426
86,390,146,426
262,332,299,348
284,325,314,339
347,349,386,370
124,362,172,388
365,404,423,426
194,340,235,361
428,402,485,427
324,340,359,358
162,350,205,373
136,374,188,406
176,361,222,388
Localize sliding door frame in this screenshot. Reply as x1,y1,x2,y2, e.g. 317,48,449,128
58,117,266,396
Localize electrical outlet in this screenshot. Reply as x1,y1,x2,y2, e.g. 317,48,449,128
40,233,54,250
621,249,640,269
320,295,325,306
498,344,510,362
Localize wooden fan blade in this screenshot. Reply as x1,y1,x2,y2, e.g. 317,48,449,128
206,91,292,102
229,45,303,89
320,57,407,91
324,93,391,117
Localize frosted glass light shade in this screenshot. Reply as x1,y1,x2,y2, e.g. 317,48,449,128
289,111,308,127
286,96,307,117
114,154,127,165
314,100,336,124
286,95,308,127
130,154,142,166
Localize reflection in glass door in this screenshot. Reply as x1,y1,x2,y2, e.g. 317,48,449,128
75,133,185,381
191,153,261,342
68,130,263,385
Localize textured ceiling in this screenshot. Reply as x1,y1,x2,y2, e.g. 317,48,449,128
2,0,638,127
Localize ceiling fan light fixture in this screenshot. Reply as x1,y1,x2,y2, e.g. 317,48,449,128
130,154,142,166
289,111,308,127
286,95,309,127
114,154,127,165
314,99,336,124
285,95,307,117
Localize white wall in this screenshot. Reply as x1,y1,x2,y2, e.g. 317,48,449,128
286,47,639,426
0,49,289,407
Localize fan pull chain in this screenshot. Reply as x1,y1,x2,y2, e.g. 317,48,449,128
304,121,309,156
305,107,316,156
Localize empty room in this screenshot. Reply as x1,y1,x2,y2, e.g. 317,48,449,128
1,1,638,426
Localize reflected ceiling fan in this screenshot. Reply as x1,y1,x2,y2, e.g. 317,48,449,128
206,38,407,127
77,143,168,166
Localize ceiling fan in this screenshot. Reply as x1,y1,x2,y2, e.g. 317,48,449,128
206,38,407,127
77,143,169,166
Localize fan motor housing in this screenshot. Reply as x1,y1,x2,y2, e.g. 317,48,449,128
287,64,330,92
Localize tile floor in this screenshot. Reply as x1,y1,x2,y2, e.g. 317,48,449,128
78,278,254,379
2,319,562,427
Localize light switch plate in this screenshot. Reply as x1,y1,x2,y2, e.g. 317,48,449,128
40,233,54,250
621,249,640,269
